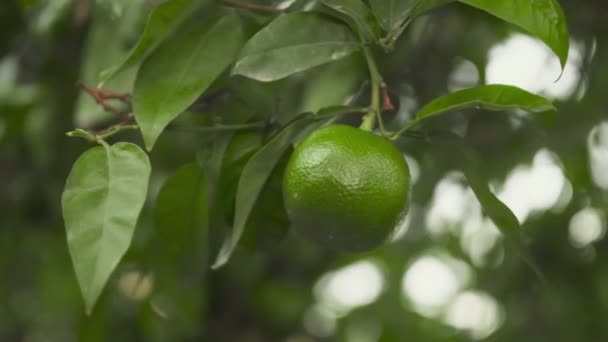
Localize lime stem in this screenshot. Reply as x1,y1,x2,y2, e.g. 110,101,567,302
360,46,383,132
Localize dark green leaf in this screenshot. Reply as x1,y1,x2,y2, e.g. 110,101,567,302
411,85,555,127
233,12,361,82
154,163,207,261
435,134,544,280
321,0,379,42
61,142,151,314
198,134,235,258
459,0,569,69
212,113,325,268
99,0,200,83
241,153,291,251
133,12,244,150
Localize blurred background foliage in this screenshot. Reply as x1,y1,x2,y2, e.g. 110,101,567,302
1,0,608,341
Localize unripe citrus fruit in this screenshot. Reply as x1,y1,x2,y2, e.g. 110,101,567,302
283,124,410,252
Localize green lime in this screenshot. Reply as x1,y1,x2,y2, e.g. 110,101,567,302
283,124,410,252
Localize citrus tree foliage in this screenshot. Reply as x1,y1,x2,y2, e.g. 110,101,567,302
11,0,608,341
55,0,569,314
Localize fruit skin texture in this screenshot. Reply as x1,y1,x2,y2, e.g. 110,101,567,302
283,124,410,252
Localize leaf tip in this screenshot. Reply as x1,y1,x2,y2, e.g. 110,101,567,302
210,257,226,270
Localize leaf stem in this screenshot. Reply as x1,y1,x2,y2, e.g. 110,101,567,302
66,124,139,144
390,119,419,140
379,18,411,52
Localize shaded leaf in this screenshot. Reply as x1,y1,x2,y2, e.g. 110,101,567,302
133,12,244,150
198,134,235,258
410,85,555,127
154,163,207,262
62,142,151,313
321,0,379,42
240,152,291,250
233,12,361,82
99,0,200,83
459,0,569,69
435,134,544,280
212,113,325,268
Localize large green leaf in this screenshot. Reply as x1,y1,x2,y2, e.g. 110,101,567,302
232,12,361,82
154,163,208,261
321,0,379,42
409,85,555,128
62,142,151,314
459,0,569,69
133,13,244,150
211,113,325,268
368,0,415,31
99,0,200,83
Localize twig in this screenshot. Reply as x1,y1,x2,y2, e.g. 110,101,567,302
78,81,131,119
360,46,383,131
73,0,90,25
221,0,284,13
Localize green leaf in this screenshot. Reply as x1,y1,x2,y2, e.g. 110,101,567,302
61,142,151,314
321,0,379,42
133,12,245,150
99,0,200,83
233,12,361,82
241,153,291,250
154,163,208,261
74,5,142,126
368,0,415,31
435,134,544,280
458,0,569,69
298,54,366,113
410,85,555,127
212,113,325,268
198,134,235,258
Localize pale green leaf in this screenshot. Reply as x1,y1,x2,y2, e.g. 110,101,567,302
62,142,151,313
74,4,143,127
233,12,361,82
410,85,555,127
133,13,244,150
99,0,200,83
